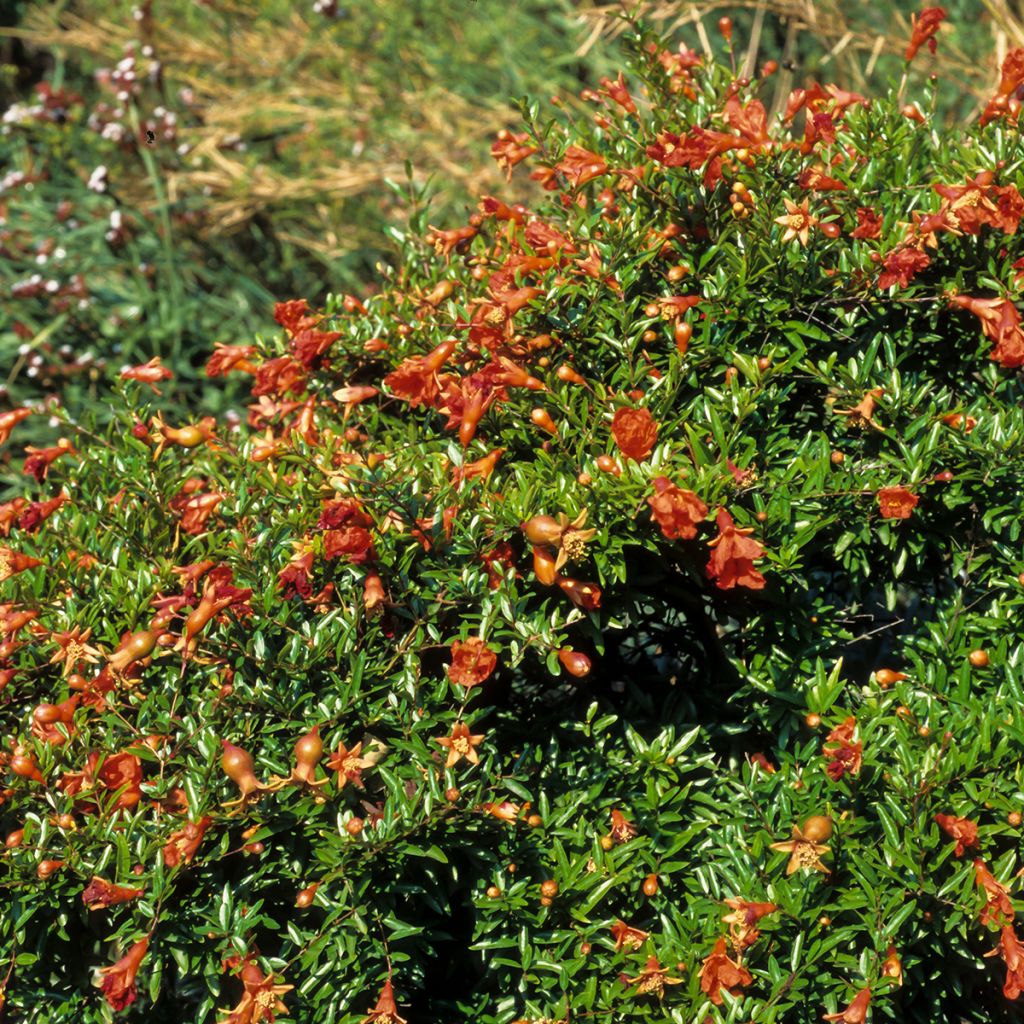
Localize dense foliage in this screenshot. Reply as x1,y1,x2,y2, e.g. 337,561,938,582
3,8,1024,1023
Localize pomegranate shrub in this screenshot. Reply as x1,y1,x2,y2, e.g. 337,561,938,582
3,9,1024,1023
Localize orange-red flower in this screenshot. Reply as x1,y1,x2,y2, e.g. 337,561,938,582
721,898,778,950
599,71,638,113
480,800,521,822
882,945,903,987
451,447,505,489
774,197,818,246
23,437,76,482
933,174,1023,236
877,486,918,520
0,407,33,447
611,407,658,462
327,741,375,790
47,626,102,677
479,540,518,590
289,327,341,369
0,497,28,537
98,752,145,809
940,412,977,433
361,978,408,1024
981,49,1024,125
935,813,979,857
490,130,538,179
905,7,946,61
273,298,320,335
948,294,1024,369
975,858,1015,927
699,937,753,1005
610,919,649,951
435,721,485,768
206,343,258,377
986,925,1024,1000
162,815,213,868
120,356,174,394
996,48,1024,98
175,491,226,536
0,547,42,582
747,751,776,774
769,822,831,875
96,937,148,1011
623,955,683,998
877,245,930,289
823,986,871,1023
831,387,888,428
278,546,315,600
608,808,638,844
557,576,602,611
647,477,708,540
447,637,498,688
81,876,144,909
822,716,862,781
17,491,71,533
218,957,294,1024
385,341,459,408
706,508,766,590
550,144,608,190
850,206,883,239
318,498,376,564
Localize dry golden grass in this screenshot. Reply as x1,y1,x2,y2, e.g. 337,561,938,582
6,1,564,259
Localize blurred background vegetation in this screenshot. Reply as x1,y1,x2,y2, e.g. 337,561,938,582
1,0,1023,467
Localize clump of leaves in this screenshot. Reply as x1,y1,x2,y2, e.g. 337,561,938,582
3,8,1024,1023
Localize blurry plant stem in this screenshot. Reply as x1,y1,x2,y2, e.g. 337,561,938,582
127,102,185,358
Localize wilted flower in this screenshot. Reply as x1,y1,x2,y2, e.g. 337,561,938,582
822,716,862,781
81,876,144,909
905,7,946,61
